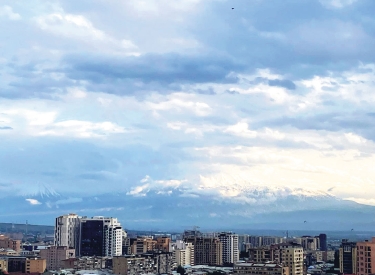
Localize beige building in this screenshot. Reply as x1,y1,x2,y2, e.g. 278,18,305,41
185,237,222,266
155,237,171,252
0,249,19,256
234,262,289,275
26,258,47,274
174,243,195,266
279,243,304,275
357,237,375,275
40,246,75,270
0,235,21,252
249,246,281,263
0,258,8,272
130,238,157,254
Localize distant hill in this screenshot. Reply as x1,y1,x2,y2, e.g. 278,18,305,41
0,223,54,235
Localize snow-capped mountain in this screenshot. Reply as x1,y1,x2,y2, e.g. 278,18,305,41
6,181,375,231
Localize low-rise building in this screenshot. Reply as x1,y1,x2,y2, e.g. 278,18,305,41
234,262,289,275
0,236,21,252
0,258,8,272
39,246,75,271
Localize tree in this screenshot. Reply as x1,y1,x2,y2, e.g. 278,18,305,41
177,265,185,275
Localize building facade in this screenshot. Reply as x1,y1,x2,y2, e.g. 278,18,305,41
339,239,357,274
357,237,375,275
185,237,222,266
80,216,122,257
0,235,21,252
54,214,81,251
234,263,289,275
218,232,239,264
39,246,75,271
279,243,304,275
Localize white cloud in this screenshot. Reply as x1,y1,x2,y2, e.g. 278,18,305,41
0,5,21,20
319,0,358,8
25,199,42,205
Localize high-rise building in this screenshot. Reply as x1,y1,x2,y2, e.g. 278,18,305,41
184,236,222,266
40,246,75,270
249,236,262,248
357,237,375,275
279,243,304,275
318,234,327,251
155,237,171,252
339,239,357,274
80,216,123,257
218,232,239,264
238,235,250,252
54,214,81,250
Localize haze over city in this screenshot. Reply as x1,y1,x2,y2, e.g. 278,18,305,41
1,0,375,229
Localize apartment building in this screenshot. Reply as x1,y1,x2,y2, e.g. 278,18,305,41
248,245,281,263
113,252,173,275
339,239,357,274
54,214,81,251
6,257,46,274
0,258,7,272
155,237,171,252
357,237,375,275
0,235,21,252
279,243,304,275
218,232,239,264
234,263,289,275
173,242,195,266
80,216,123,257
39,246,75,270
185,237,222,266
130,238,157,254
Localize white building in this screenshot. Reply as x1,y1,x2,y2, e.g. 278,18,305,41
80,216,123,257
218,232,239,264
54,214,81,250
171,241,194,266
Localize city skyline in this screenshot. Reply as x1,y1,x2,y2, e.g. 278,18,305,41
1,0,375,227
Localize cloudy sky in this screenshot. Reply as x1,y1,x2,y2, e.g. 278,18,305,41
2,0,375,219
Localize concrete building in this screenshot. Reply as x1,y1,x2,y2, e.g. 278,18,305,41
130,238,157,254
185,237,222,266
60,256,107,270
80,216,123,257
0,258,8,272
113,252,173,275
0,235,21,252
54,214,81,251
113,255,157,275
279,243,304,275
234,262,289,275
6,256,46,274
249,236,262,248
339,239,357,275
173,242,194,266
301,236,319,251
318,234,327,252
357,237,375,275
218,232,239,264
155,237,171,252
238,235,250,252
39,246,75,271
262,237,283,246
248,245,281,263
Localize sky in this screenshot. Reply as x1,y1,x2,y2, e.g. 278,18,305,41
2,0,375,221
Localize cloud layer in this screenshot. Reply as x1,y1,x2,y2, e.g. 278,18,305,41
1,0,375,224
